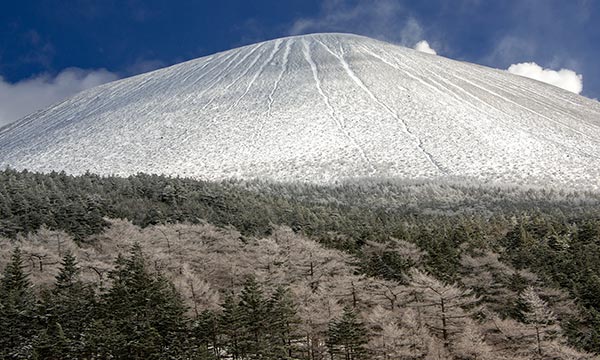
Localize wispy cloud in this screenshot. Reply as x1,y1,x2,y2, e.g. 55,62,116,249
20,29,56,68
398,17,426,47
483,35,536,66
288,0,431,47
0,68,118,127
125,58,167,75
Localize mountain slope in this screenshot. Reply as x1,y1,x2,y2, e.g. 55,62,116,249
1,33,599,188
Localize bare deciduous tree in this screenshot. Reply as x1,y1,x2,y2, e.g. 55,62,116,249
409,269,480,349
520,286,560,357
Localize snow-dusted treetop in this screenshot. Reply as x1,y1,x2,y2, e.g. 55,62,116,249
1,33,599,189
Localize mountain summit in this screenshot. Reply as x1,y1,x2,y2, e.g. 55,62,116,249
1,33,599,188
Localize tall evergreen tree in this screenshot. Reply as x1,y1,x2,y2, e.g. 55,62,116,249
35,252,96,359
238,276,269,359
0,247,38,359
192,309,219,360
267,286,302,359
220,292,242,360
96,243,188,359
327,306,369,360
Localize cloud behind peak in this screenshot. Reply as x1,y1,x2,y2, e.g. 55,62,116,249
0,68,118,127
507,62,582,94
414,40,437,55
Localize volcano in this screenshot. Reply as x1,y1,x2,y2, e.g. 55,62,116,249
1,33,599,189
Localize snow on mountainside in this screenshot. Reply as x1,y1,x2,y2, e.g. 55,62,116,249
1,33,600,189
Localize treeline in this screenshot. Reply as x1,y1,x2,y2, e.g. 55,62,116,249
2,168,599,241
1,169,600,355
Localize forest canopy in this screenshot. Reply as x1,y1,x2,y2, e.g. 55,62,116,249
1,169,600,358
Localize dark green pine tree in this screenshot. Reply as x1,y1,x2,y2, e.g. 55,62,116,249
238,276,269,359
266,286,302,359
192,309,219,359
97,243,188,359
0,247,39,359
327,306,369,360
220,292,243,360
35,252,96,359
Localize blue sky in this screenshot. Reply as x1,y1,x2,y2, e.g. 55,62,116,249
1,0,598,125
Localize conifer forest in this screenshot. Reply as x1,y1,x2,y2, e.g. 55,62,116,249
2,169,600,359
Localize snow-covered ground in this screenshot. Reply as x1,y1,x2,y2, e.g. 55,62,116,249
1,33,600,189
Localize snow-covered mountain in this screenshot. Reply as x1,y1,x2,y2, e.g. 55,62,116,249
1,33,600,189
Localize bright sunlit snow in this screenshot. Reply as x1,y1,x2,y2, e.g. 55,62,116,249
1,33,599,189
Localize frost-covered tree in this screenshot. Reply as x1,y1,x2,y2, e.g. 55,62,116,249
177,263,220,316
365,305,402,359
482,314,535,357
520,286,560,356
295,285,340,360
398,308,437,359
460,251,516,315
451,319,494,360
409,269,479,349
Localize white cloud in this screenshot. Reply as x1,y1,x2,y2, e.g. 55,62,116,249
414,40,437,55
507,62,583,94
0,68,118,127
